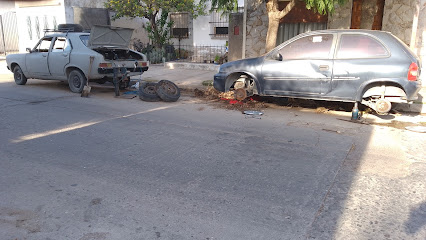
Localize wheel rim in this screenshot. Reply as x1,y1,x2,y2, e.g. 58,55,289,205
159,82,177,95
72,75,81,88
14,69,22,81
145,85,156,94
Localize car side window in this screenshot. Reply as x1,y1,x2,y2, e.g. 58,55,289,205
336,34,389,59
34,38,52,52
278,34,333,60
52,37,71,52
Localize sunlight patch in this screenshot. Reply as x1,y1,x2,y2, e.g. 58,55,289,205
11,105,174,143
12,121,102,143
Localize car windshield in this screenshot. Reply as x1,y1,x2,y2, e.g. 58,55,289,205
80,35,90,46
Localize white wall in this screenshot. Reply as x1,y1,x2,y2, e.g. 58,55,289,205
192,0,244,46
15,1,66,52
193,15,226,46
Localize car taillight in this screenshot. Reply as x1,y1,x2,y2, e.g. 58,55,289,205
99,63,112,68
408,62,418,81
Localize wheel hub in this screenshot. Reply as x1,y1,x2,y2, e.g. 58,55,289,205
375,99,392,114
161,82,177,94
234,88,247,101
145,86,156,94
73,76,81,88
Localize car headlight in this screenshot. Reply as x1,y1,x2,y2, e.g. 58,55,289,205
218,67,227,74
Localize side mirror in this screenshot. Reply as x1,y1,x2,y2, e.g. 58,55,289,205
26,48,32,53
274,53,283,61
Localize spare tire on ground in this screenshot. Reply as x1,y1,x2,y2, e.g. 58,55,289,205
139,81,161,102
155,80,181,102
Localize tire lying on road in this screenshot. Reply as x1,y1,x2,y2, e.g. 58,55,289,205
139,81,161,102
155,80,181,102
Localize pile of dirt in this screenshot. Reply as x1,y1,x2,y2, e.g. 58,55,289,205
192,87,358,113
193,87,266,111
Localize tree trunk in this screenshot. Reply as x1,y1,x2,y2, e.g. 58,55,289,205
265,14,280,52
265,0,296,53
150,13,161,48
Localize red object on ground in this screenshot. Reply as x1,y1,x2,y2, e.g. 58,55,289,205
220,98,243,105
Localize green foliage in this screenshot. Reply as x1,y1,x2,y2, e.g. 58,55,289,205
210,0,347,15
105,0,206,47
304,0,347,15
208,0,238,14
144,11,173,47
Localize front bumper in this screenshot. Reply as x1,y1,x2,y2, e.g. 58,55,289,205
213,72,227,92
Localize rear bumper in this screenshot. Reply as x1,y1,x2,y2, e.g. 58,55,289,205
406,80,422,101
98,66,148,75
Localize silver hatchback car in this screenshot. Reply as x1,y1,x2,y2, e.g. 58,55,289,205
214,30,422,114
6,24,149,93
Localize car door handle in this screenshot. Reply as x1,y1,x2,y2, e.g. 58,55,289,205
319,65,329,71
62,53,68,57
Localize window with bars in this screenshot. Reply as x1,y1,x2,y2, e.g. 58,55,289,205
209,9,228,38
170,12,189,38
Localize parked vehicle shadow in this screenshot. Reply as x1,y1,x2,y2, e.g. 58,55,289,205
405,201,426,234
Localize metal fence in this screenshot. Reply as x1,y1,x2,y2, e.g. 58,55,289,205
0,11,19,56
276,22,327,45
143,45,227,64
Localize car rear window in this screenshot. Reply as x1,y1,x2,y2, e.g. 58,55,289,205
80,35,90,46
336,34,389,59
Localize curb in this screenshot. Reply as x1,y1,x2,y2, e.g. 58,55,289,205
164,62,220,72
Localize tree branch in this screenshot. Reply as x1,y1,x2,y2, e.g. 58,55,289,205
278,0,296,19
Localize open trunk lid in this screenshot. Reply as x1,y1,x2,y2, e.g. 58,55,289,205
88,25,134,49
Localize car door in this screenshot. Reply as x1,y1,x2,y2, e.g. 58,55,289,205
261,33,335,96
48,37,71,78
25,37,52,78
330,33,390,100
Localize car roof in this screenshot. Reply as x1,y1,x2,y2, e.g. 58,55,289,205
43,32,89,38
299,29,391,37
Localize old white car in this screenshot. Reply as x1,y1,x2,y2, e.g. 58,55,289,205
6,24,149,93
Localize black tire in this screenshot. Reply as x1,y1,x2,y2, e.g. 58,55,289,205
13,65,27,85
139,82,161,102
155,80,180,102
68,70,87,93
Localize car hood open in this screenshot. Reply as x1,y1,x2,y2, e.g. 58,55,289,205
88,25,134,49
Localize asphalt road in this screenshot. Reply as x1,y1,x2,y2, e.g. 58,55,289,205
0,76,425,240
